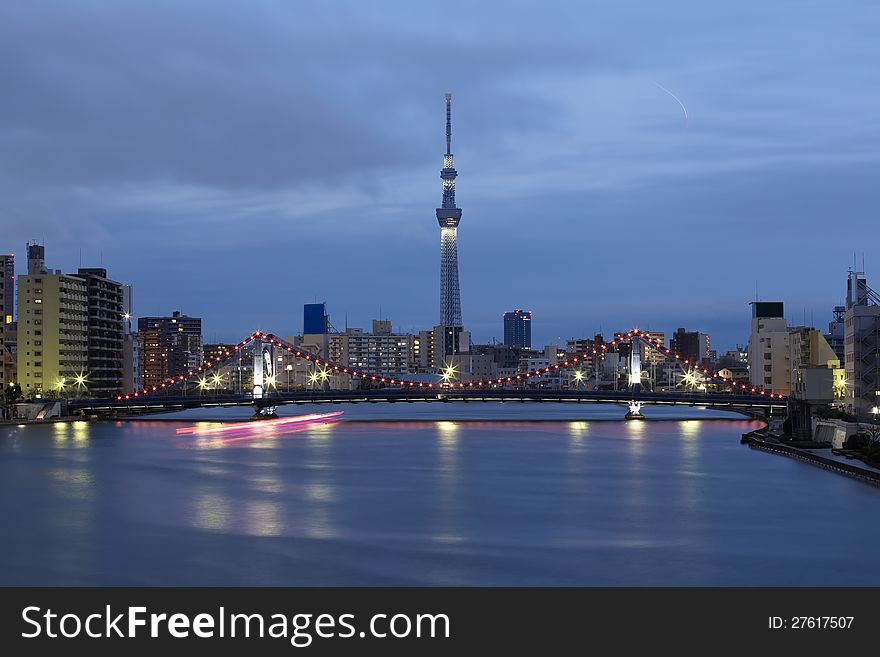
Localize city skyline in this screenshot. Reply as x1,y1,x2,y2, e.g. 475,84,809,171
1,2,878,349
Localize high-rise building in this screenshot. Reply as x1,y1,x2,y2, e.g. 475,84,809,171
843,271,880,415
137,311,202,388
329,322,415,378
72,268,124,396
0,253,14,389
436,93,464,351
748,302,790,395
503,310,532,348
302,302,330,359
669,328,710,364
121,285,140,394
304,303,328,335
640,331,667,366
17,244,89,397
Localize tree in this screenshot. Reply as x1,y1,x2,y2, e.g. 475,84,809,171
4,383,21,406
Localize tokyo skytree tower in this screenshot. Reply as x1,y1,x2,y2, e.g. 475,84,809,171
435,93,463,328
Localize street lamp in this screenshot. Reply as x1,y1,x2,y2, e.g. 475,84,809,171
441,363,457,387
73,371,88,398
286,364,293,392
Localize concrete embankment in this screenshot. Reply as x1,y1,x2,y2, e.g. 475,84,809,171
742,430,880,487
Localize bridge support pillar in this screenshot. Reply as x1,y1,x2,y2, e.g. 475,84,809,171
625,400,645,420
629,339,642,391
252,338,264,399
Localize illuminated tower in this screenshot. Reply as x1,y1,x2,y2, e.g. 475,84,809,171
436,93,463,329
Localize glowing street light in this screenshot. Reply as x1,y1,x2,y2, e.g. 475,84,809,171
681,369,701,390
70,371,88,397
441,363,457,385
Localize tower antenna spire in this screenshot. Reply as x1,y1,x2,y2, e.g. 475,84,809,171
445,92,453,156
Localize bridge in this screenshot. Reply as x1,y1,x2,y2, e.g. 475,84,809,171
66,328,786,418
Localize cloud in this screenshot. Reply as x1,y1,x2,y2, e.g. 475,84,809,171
0,0,878,348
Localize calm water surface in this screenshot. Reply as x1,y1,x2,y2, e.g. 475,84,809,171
1,403,877,585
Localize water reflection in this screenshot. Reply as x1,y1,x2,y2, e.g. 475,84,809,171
178,413,342,449
568,421,589,457
625,419,646,459
245,499,283,537
302,423,337,539
52,421,92,446
193,491,231,532
432,421,463,545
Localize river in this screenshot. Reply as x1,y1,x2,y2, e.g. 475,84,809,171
1,403,877,585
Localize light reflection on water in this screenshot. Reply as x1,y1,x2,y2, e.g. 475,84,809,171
1,407,878,586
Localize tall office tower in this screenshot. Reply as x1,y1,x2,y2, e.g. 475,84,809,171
137,311,203,388
72,268,124,396
436,93,464,334
503,310,532,348
0,254,14,389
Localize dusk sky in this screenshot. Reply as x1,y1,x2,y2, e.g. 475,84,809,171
1,1,878,351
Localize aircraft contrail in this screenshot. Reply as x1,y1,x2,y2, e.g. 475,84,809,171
652,82,689,121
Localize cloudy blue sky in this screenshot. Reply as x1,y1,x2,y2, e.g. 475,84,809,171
1,1,878,350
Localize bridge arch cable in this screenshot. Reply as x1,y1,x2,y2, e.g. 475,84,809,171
116,328,781,404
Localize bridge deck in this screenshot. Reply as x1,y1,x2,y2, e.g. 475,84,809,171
69,389,785,414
